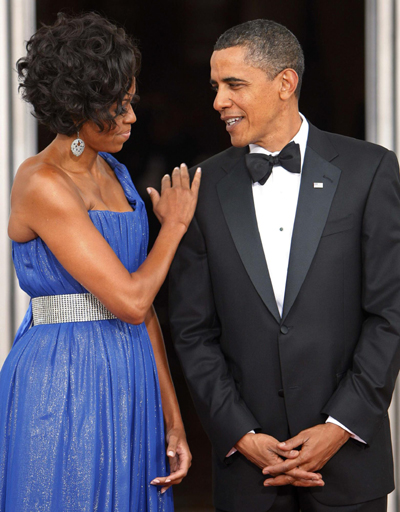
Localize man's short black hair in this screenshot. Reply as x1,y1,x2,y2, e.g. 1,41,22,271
17,12,141,135
214,19,304,98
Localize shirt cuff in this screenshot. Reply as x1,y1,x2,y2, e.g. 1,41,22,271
326,416,367,444
226,430,256,457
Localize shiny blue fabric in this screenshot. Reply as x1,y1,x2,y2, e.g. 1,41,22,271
0,153,174,512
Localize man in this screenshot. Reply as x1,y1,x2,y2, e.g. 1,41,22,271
169,19,400,512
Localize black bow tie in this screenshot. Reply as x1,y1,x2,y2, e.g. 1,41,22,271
245,141,301,185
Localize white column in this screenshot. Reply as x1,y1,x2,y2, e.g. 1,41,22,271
0,0,13,368
10,0,36,332
366,1,400,510
0,0,36,369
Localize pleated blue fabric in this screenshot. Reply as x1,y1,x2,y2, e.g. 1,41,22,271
0,153,174,511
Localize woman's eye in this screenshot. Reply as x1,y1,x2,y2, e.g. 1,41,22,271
131,94,140,107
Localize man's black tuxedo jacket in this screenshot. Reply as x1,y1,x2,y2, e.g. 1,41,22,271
169,124,400,512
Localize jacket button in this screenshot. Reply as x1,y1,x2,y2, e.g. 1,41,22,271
278,389,285,397
280,325,289,334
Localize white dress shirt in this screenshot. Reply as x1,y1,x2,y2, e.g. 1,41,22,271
250,114,308,316
227,115,364,456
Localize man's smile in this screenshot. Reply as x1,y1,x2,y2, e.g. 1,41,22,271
221,116,244,131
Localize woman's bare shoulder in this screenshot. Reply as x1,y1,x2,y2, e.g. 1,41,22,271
14,154,74,190
9,155,86,242
13,154,85,208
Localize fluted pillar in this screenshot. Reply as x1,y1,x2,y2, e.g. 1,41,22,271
0,0,36,368
366,1,400,510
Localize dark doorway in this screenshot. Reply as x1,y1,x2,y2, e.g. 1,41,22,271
34,1,365,509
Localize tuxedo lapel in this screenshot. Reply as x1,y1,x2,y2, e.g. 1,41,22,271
217,156,281,324
282,131,341,321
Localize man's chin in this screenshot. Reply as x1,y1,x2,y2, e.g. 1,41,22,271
229,136,249,148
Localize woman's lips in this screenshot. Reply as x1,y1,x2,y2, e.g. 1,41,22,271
119,131,131,140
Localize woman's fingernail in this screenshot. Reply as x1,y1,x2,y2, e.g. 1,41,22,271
151,479,160,484
167,451,174,457
146,188,151,194
196,167,202,173
165,479,171,483
161,488,167,494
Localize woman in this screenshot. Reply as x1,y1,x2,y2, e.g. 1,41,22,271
0,12,200,511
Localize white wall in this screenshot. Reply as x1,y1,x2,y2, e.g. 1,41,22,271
0,0,36,368
366,1,400,510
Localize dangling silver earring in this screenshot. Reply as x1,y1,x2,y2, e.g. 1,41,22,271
71,131,85,157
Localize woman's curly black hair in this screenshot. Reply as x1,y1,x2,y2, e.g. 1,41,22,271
17,12,141,135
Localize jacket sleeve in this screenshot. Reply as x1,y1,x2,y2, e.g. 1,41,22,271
322,150,400,443
169,213,261,462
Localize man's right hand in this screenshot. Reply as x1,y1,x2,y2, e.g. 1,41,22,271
235,433,325,488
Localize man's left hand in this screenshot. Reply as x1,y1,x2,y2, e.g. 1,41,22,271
262,423,350,486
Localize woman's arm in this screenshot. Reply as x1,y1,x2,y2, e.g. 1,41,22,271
145,306,192,493
8,162,200,324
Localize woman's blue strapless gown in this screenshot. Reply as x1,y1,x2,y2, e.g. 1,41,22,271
0,153,174,511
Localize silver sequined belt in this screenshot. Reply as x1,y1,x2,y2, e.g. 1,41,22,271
32,293,117,325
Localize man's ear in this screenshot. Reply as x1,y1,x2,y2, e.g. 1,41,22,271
278,68,299,100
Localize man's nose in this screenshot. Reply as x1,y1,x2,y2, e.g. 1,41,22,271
213,89,232,111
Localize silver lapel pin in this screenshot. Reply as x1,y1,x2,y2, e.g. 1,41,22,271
313,182,324,188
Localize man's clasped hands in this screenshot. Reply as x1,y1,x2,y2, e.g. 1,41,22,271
235,423,351,488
